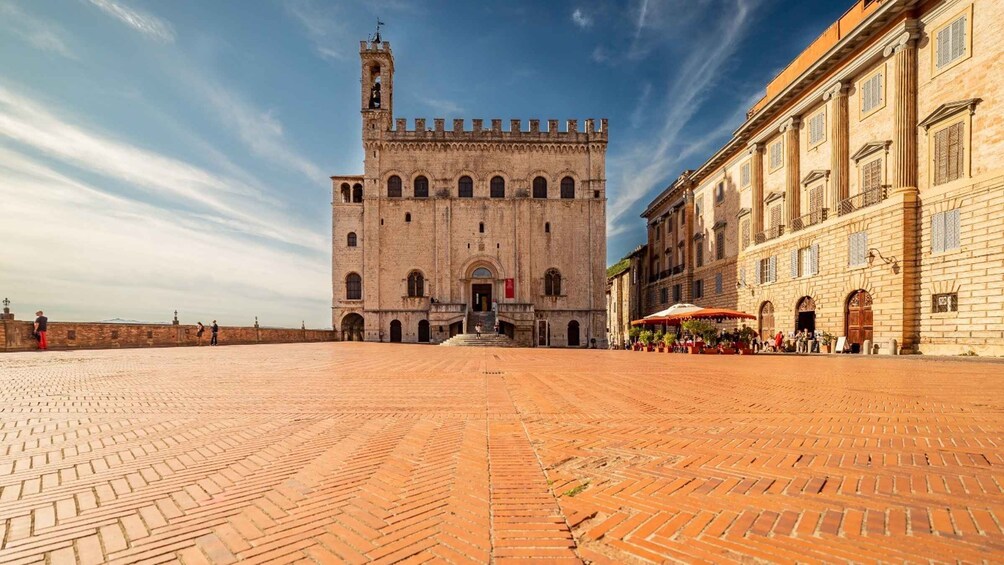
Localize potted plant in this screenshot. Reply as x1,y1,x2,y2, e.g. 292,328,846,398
816,331,834,353
628,327,641,351
682,319,717,354
639,330,654,352
737,326,757,354
663,332,676,353
654,330,665,352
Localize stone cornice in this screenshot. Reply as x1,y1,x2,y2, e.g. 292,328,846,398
764,190,785,205
801,169,830,186
851,140,892,162
918,99,982,131
736,207,751,219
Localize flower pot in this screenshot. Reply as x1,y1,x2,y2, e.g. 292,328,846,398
825,344,832,353
687,345,702,354
657,346,665,353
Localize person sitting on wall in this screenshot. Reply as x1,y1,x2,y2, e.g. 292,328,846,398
196,322,205,345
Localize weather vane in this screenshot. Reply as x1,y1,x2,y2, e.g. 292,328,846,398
371,18,385,43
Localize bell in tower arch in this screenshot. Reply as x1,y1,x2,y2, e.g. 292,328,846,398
369,77,382,109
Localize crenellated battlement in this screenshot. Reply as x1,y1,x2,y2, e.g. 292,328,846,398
384,117,608,142
359,40,392,54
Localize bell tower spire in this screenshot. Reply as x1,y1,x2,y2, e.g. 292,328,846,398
360,23,393,137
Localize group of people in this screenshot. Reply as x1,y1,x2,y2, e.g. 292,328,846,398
473,319,501,338
760,328,816,353
195,321,220,345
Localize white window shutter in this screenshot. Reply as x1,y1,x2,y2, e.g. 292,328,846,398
769,256,777,283
952,17,966,61
753,260,761,285
790,249,799,278
937,27,950,68
947,208,961,250
932,212,945,253
811,244,819,275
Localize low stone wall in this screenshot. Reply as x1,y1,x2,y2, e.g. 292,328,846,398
1,320,336,352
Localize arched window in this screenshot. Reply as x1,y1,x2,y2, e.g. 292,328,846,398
352,183,363,202
545,222,551,233
472,267,493,278
405,212,412,223
347,232,357,247
458,176,473,198
340,183,351,203
387,175,402,198
533,176,548,199
346,273,362,300
407,271,424,297
560,176,575,199
414,175,429,198
490,176,505,198
544,269,561,296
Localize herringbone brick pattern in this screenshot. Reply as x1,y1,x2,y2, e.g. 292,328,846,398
1,344,1003,563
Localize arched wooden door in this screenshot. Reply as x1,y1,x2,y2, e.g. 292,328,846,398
796,296,816,333
758,302,775,340
389,320,402,342
846,290,873,349
417,320,430,343
567,321,580,347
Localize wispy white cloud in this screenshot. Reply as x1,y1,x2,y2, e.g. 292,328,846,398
418,96,464,116
85,0,175,43
193,79,326,181
606,0,761,238
0,85,325,252
571,8,593,29
285,0,350,61
0,146,329,327
0,2,78,59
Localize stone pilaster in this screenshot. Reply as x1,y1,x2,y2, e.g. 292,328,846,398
781,117,801,223
885,29,919,193
747,142,765,233
823,82,849,211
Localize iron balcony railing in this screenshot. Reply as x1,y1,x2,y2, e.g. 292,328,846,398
790,208,829,232
671,264,685,275
838,186,888,216
754,224,785,245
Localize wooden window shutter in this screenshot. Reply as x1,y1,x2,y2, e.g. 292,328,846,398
810,186,823,212
934,128,950,186
948,122,963,183
790,249,800,278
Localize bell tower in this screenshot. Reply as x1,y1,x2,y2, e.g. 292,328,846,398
360,30,393,138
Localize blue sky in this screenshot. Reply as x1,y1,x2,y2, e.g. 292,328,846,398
0,0,850,327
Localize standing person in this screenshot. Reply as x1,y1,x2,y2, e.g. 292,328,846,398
34,310,48,350
774,330,784,352
196,322,205,345
475,322,482,338
493,319,500,335
211,320,219,346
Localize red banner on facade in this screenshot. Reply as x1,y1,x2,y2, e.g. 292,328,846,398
504,278,514,299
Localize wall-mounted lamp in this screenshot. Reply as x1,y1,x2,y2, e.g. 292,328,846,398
867,248,899,271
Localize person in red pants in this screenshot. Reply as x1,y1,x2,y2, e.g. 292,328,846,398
34,310,48,350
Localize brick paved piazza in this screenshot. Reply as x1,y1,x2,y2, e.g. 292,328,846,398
2,344,1004,563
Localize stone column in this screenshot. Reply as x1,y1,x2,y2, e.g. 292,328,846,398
747,142,765,233
781,117,802,223
824,82,849,211
885,31,918,192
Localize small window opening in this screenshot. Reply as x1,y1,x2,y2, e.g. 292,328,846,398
479,222,484,233
545,222,551,233
405,212,411,222
594,190,600,199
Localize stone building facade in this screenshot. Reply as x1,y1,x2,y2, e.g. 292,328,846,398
332,39,608,347
605,245,646,348
638,0,1004,355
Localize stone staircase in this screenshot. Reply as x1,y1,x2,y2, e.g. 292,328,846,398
439,333,518,347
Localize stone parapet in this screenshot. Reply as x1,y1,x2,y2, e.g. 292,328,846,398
1,320,335,352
